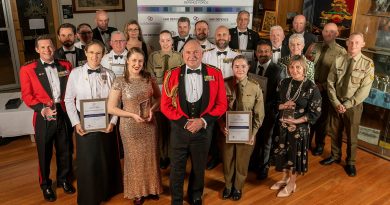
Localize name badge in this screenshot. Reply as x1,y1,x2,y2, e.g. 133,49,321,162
223,58,234,63
58,70,69,77
204,75,215,81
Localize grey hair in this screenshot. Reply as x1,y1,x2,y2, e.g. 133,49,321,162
270,25,284,33
288,33,305,46
110,30,126,40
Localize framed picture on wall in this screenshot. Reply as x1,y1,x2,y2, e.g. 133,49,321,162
72,0,125,13
261,10,276,32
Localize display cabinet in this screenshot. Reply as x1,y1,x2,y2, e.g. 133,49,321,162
351,0,390,160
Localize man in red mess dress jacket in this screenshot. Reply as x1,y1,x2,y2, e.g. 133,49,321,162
161,40,227,205
20,35,75,202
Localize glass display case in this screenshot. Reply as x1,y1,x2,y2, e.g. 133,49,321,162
351,0,390,160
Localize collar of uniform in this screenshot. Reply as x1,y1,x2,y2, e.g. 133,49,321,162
63,46,75,52
186,64,202,73
160,50,173,57
216,46,231,53
236,76,248,86
40,59,54,65
325,41,337,49
350,52,362,62
85,62,101,72
257,59,271,69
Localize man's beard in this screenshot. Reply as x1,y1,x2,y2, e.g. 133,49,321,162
196,33,207,41
258,55,270,64
63,40,74,48
216,40,228,49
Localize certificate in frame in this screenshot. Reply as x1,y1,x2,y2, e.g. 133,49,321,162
226,111,252,143
80,98,108,132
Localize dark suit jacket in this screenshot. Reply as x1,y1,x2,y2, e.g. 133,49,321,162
173,36,193,52
54,47,87,68
249,60,285,106
229,27,260,50
283,31,318,54
92,26,118,46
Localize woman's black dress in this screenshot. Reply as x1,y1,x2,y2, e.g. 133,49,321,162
274,78,322,174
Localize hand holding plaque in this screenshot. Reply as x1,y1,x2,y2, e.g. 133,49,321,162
139,99,151,119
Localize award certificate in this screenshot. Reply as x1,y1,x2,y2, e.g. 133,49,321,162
226,111,252,143
80,98,108,132
110,63,125,77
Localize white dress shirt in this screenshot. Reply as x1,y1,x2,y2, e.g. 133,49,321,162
202,47,239,79
42,59,61,103
101,49,128,77
256,59,271,76
272,45,282,64
200,39,216,51
177,35,189,52
185,65,203,103
238,28,248,50
65,63,117,127
74,41,86,49
63,46,76,68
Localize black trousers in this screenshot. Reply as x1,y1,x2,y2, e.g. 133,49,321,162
34,104,73,190
169,121,213,205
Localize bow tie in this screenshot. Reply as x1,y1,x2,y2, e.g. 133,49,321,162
87,68,101,74
43,62,56,68
201,45,206,49
100,30,109,35
187,69,201,75
239,31,248,36
178,38,185,42
64,50,76,55
114,55,123,60
272,48,281,53
217,51,227,56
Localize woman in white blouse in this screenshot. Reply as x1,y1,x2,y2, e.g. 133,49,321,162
64,40,123,205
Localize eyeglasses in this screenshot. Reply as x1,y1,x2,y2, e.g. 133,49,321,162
112,40,127,44
79,31,93,35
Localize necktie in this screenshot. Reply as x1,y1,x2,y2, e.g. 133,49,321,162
163,54,170,71
201,45,206,49
43,62,55,68
341,58,354,97
64,50,76,55
114,55,123,60
179,38,185,42
239,31,248,36
187,69,201,74
272,48,281,53
101,30,109,35
87,68,101,74
217,51,227,56
314,44,329,82
258,65,264,76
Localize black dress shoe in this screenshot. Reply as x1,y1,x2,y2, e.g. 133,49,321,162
344,165,357,177
160,158,170,169
206,158,220,170
191,198,202,205
257,167,269,180
231,189,242,201
320,157,341,165
57,181,76,194
312,146,324,156
42,187,56,202
222,187,232,199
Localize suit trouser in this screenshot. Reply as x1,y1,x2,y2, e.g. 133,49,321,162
169,121,213,205
34,104,73,190
327,103,363,165
309,91,330,148
223,142,255,190
156,111,171,160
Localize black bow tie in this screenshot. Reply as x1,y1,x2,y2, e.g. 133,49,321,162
43,62,56,68
114,55,123,60
239,31,248,36
272,48,281,53
101,30,109,35
81,45,86,49
87,68,101,74
64,50,76,55
187,69,201,75
178,38,185,42
217,51,227,56
201,45,206,49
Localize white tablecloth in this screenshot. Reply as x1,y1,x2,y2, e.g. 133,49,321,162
0,92,35,137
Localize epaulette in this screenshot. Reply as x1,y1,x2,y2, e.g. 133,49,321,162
247,76,260,85
203,48,215,52
205,63,220,71
23,59,37,66
231,49,241,53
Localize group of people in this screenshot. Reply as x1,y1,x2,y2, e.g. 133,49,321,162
19,8,374,205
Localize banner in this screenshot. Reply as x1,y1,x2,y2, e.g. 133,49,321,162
137,0,254,49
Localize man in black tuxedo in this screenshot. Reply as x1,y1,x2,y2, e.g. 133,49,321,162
283,14,317,54
54,23,87,68
229,10,260,51
269,25,289,63
92,10,117,51
249,41,285,179
173,17,193,52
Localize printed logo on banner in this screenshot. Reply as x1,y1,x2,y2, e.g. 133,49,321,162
147,16,154,21
193,16,199,21
171,31,177,36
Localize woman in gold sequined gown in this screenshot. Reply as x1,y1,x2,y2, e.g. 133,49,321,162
107,47,162,205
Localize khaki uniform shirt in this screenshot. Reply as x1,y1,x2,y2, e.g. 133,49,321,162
146,50,183,84
311,41,347,88
224,76,265,136
327,52,375,109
